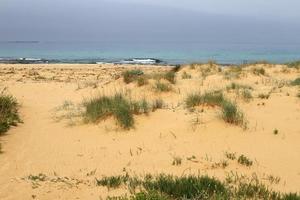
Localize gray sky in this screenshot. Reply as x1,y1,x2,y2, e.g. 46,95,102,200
0,0,299,42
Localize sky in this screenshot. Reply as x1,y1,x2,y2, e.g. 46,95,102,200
0,0,300,43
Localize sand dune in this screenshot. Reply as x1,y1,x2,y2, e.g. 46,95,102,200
0,63,299,199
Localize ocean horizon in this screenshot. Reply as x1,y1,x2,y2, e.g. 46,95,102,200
1,41,300,65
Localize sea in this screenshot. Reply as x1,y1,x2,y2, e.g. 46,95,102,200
1,41,300,65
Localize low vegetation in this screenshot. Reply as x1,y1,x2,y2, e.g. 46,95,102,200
252,67,266,76
226,82,253,91
0,93,21,135
181,71,192,79
237,154,253,166
98,173,300,200
258,93,271,99
286,61,300,69
291,77,300,86
83,94,163,129
154,81,172,92
185,92,246,127
122,69,144,84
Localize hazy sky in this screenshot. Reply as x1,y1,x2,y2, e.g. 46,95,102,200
0,0,300,43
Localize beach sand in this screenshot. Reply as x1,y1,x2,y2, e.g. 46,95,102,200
0,63,299,199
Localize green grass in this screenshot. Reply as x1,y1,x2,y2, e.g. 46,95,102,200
137,76,148,87
163,71,176,84
241,89,253,102
258,93,270,99
221,100,245,126
252,67,266,76
100,173,300,200
291,78,300,86
83,94,163,129
154,81,172,92
185,91,224,108
123,70,144,84
286,61,300,69
0,94,21,135
185,92,245,127
226,82,253,91
181,71,192,79
237,154,253,166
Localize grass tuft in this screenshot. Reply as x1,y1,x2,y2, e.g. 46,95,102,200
154,81,172,92
291,77,300,86
252,67,266,76
237,155,253,166
0,94,21,135
221,100,245,126
123,70,144,84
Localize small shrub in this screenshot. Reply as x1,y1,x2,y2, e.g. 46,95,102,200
164,71,176,84
286,61,300,69
225,152,236,160
172,156,182,166
273,129,279,135
137,76,148,87
258,93,270,99
237,155,253,166
154,81,171,92
185,91,224,108
171,65,182,72
252,67,266,76
123,70,144,84
291,78,300,86
226,82,252,91
181,71,192,79
221,100,245,126
241,89,252,102
96,175,126,188
152,99,164,111
0,94,21,135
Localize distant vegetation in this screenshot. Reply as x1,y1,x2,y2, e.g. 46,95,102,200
0,94,21,135
286,61,300,69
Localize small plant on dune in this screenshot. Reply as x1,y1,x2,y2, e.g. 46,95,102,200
152,99,164,111
122,69,144,84
100,173,300,200
226,82,253,91
225,152,236,160
291,77,300,86
181,71,192,79
237,155,253,167
0,93,21,135
154,81,172,92
171,64,182,72
258,93,270,99
273,129,279,135
172,156,182,166
252,67,266,76
221,100,245,126
297,92,300,98
83,94,163,129
164,71,176,84
137,76,148,87
185,91,224,108
241,89,253,102
286,61,300,69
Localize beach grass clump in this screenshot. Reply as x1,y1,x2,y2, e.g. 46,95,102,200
83,94,163,129
258,93,270,99
137,76,149,87
252,67,266,76
152,99,164,111
163,71,176,84
241,89,253,102
181,71,192,79
291,77,300,86
185,91,224,108
154,81,172,92
226,82,253,91
221,100,245,126
0,94,21,135
286,61,300,69
100,173,300,200
123,69,144,84
237,155,253,167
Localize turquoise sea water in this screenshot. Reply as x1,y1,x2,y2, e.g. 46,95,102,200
1,41,300,64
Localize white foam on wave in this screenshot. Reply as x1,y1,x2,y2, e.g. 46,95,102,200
120,58,158,65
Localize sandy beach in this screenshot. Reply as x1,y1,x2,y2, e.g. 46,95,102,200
0,63,299,199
